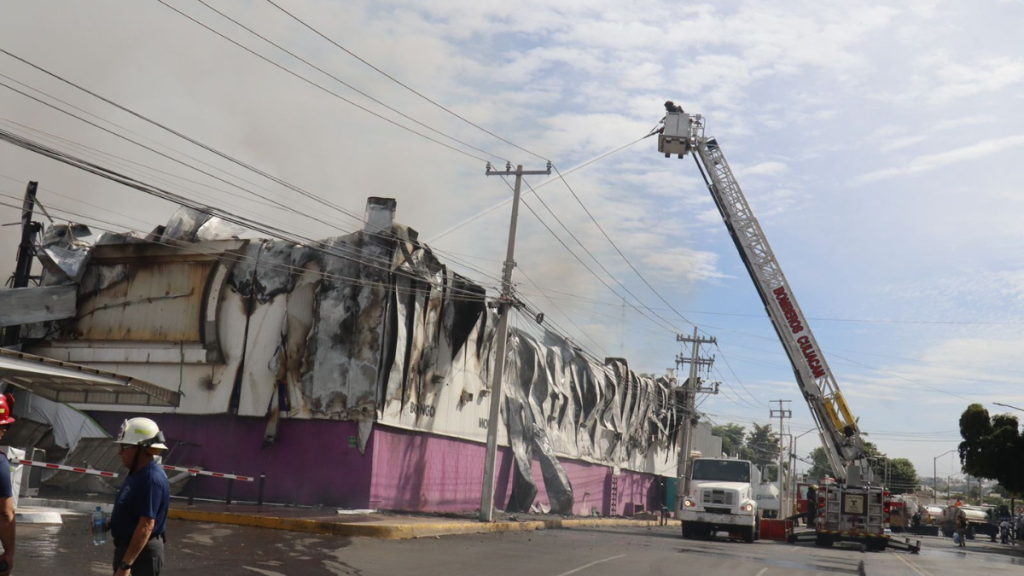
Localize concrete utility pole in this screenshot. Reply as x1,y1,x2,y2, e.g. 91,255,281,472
770,400,792,517
2,180,39,347
479,161,551,522
674,327,717,506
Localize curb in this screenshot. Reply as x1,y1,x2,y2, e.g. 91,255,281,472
167,509,660,539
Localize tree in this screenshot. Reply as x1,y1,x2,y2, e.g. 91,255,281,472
885,458,918,495
745,423,781,480
712,423,747,458
959,403,1024,496
805,443,916,493
807,447,832,481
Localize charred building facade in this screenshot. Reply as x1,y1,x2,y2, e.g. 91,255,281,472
12,198,720,514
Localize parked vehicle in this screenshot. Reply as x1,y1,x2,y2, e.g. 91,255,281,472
679,458,778,543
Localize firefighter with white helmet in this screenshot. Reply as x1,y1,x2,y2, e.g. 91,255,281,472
99,417,171,576
0,393,16,576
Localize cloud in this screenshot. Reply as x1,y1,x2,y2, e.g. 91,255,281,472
642,246,726,282
878,135,927,152
737,161,789,177
856,135,1024,182
928,58,1024,105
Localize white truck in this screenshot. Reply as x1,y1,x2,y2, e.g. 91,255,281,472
680,458,780,542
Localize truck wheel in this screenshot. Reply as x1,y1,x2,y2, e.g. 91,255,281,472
743,526,755,543
682,523,693,539
815,534,833,548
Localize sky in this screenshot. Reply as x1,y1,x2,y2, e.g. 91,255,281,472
2,0,1023,481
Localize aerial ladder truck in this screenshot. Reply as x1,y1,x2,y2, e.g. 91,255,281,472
657,102,919,552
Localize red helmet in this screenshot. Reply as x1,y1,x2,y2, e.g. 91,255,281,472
0,393,15,426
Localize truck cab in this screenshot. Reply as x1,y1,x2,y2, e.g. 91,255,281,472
679,458,775,542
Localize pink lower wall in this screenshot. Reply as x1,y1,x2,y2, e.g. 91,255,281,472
369,424,666,515
87,414,666,515
89,412,374,508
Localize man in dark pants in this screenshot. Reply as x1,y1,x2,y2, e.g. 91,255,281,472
0,394,17,576
787,484,818,526
103,417,170,576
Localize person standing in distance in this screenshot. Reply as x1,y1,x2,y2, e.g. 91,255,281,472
103,418,170,576
0,394,17,576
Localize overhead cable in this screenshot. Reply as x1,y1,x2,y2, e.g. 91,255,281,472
262,0,549,163
0,128,496,300
152,3,490,163
188,0,508,163
551,163,698,330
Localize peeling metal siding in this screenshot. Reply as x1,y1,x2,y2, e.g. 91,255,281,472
75,262,212,342
36,202,691,499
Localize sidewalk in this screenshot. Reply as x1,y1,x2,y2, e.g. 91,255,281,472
22,496,660,539
167,501,661,539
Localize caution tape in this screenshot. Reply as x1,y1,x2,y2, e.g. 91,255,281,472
13,460,254,482
13,459,119,478
161,465,254,482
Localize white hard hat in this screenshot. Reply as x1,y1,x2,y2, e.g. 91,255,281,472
115,417,168,450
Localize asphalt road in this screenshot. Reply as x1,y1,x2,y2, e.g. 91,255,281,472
14,519,1024,576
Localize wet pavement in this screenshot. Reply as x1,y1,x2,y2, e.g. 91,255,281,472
14,519,1024,575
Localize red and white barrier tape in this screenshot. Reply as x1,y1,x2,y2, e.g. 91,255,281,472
12,459,252,482
161,465,254,482
13,459,119,478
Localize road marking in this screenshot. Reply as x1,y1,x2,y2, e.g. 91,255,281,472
553,554,627,576
754,568,768,576
895,553,935,576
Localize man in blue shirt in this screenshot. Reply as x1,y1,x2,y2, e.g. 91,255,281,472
0,393,17,576
103,417,170,576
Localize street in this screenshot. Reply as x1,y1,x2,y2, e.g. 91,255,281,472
15,520,1024,576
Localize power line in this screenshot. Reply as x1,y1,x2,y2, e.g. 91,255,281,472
0,128,497,301
151,3,491,163
0,68,394,235
187,0,508,164
524,181,685,335
427,136,649,243
262,0,549,163
0,48,379,227
512,184,679,336
509,286,1024,327
515,267,611,358
0,71,506,290
0,120,502,295
0,78,370,240
0,190,492,304
551,163,698,330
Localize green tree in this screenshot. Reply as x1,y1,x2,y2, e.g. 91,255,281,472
884,458,918,495
807,446,832,481
745,423,781,481
805,442,916,492
959,403,1024,495
712,423,747,457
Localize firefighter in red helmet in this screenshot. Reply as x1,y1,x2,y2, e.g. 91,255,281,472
0,392,17,576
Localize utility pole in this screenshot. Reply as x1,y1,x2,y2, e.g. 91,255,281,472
675,327,717,506
479,161,551,522
2,181,40,348
770,400,792,517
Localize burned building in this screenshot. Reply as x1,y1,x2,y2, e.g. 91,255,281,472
6,198,718,514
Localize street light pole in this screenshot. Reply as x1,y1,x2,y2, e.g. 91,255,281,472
994,402,1024,413
933,449,956,506
791,428,815,509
